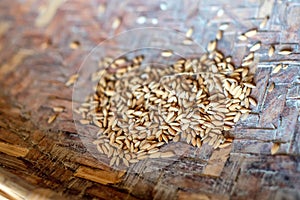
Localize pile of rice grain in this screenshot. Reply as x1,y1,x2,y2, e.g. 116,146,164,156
75,27,260,167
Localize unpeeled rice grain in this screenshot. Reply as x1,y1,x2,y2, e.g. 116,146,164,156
73,24,261,168
278,49,292,55
244,28,257,38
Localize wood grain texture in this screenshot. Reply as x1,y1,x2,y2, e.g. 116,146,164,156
0,168,69,200
0,142,29,157
0,0,299,199
74,166,125,185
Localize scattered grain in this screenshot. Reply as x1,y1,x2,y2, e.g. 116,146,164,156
207,40,217,52
216,30,223,40
272,64,282,74
47,114,57,124
219,23,229,31
183,38,193,45
271,143,280,155
53,106,65,113
69,41,80,49
244,28,257,37
268,82,275,92
268,45,275,57
112,17,121,29
161,50,173,57
238,34,247,41
282,64,288,69
278,49,292,55
259,16,269,29
65,74,79,87
186,27,193,38
249,42,261,52
219,142,232,149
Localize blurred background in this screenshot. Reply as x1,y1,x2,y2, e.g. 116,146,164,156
0,0,299,199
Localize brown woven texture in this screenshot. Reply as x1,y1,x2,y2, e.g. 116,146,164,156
0,0,300,199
